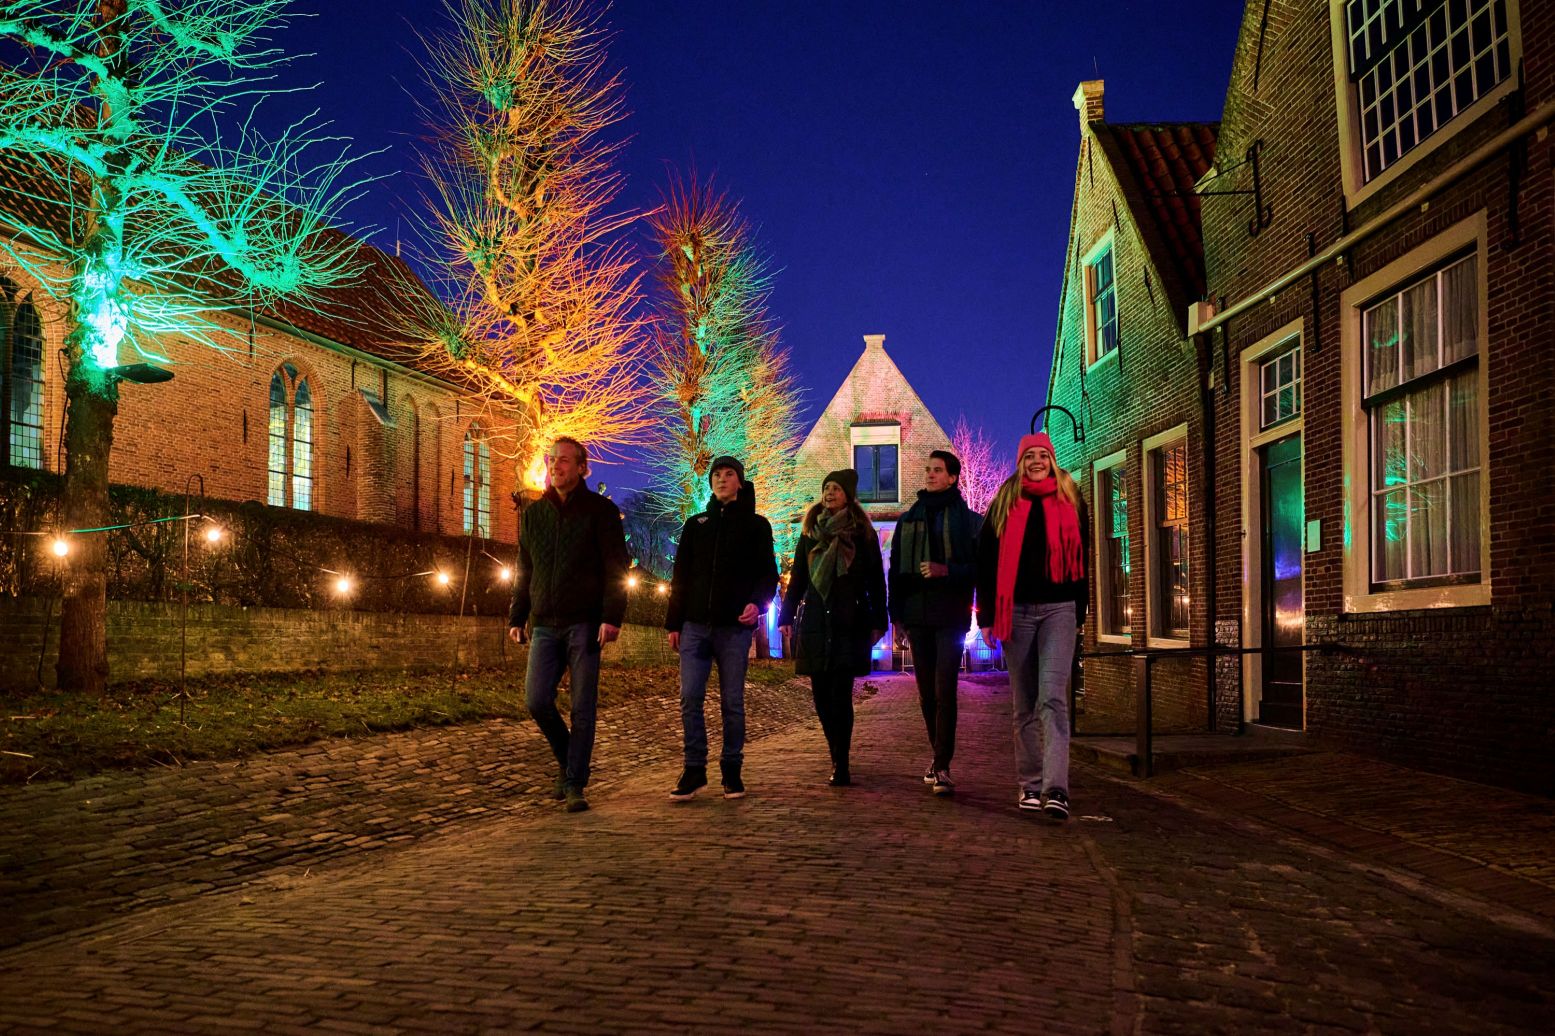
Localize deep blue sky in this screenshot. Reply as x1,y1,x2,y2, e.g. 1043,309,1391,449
275,0,1246,490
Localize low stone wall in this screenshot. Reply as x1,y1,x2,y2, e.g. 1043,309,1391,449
0,597,675,691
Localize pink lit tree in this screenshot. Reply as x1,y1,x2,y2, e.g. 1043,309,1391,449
950,415,1007,514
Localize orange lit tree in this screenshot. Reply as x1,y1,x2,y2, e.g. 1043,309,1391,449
646,171,805,562
405,0,651,492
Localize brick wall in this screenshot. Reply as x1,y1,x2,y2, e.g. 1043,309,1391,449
1203,0,1555,793
0,597,676,691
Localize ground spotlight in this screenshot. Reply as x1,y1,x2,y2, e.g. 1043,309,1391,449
49,537,70,558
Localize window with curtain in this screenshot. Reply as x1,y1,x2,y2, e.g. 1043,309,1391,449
1344,0,1514,182
267,363,315,511
463,424,491,535
1151,440,1190,639
1363,253,1480,589
4,302,45,469
1098,462,1131,635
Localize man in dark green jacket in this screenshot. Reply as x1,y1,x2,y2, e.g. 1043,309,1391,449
664,456,779,802
508,437,629,813
889,450,982,797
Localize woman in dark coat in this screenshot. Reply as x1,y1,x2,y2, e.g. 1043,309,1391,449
778,469,888,786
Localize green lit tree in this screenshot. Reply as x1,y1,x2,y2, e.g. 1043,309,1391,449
646,170,805,562
0,1,363,692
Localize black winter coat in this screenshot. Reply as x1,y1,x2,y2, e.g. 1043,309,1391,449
664,482,779,631
509,485,629,630
779,526,889,677
888,487,982,629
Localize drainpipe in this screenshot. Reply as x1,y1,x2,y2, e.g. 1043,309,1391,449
1188,304,1221,733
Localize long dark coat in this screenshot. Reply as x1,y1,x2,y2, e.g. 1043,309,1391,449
779,526,889,677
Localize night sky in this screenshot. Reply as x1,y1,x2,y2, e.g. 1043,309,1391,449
267,0,1246,491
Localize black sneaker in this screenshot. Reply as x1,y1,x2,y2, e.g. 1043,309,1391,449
931,770,955,796
564,786,590,813
669,766,707,802
721,762,746,799
552,771,567,801
1043,788,1070,821
922,764,936,784
1018,788,1043,812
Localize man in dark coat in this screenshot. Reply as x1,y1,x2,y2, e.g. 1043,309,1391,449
508,437,629,814
664,456,779,801
889,449,982,796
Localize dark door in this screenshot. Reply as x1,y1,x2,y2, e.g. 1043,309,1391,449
1259,433,1304,728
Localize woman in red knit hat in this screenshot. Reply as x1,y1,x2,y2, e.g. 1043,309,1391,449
975,433,1088,819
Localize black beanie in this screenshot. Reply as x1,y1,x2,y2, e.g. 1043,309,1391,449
709,455,745,483
823,468,859,503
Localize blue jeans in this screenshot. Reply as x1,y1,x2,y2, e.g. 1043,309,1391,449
678,622,754,768
525,623,602,789
1001,602,1077,796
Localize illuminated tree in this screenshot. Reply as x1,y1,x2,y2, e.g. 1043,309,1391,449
619,489,676,580
950,414,1007,514
0,0,363,692
646,170,805,561
403,0,651,493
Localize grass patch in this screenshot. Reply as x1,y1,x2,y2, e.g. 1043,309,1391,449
0,658,796,784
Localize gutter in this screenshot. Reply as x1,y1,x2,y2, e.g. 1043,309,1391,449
1189,99,1555,337
254,312,469,395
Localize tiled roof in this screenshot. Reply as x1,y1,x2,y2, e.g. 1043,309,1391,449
0,150,451,380
1093,121,1218,310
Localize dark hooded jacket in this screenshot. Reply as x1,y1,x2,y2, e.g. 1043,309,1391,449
509,484,629,630
888,486,982,629
665,481,779,630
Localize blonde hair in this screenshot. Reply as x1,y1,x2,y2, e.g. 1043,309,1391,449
985,462,1082,537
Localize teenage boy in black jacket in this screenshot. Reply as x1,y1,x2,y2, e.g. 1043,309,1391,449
508,437,629,814
889,449,982,796
664,456,779,801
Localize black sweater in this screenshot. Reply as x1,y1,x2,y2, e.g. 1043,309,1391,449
975,495,1089,629
664,483,779,630
509,485,629,630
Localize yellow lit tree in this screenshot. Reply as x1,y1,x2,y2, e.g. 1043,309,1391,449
402,0,652,493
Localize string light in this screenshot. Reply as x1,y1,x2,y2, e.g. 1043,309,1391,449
627,575,639,588
655,583,667,596
334,575,354,595
436,571,451,586
49,537,70,558
204,524,225,544
499,566,512,582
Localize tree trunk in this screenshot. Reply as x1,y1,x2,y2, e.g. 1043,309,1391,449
55,368,118,694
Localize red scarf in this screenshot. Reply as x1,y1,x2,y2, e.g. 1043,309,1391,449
993,477,1084,641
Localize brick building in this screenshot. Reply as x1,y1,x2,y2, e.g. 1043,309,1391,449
0,170,523,546
1049,0,1555,793
1044,81,1219,734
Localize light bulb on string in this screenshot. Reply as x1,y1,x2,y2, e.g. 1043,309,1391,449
49,537,70,558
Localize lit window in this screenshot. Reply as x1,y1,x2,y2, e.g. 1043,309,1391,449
1150,439,1190,640
1086,242,1119,363
267,363,315,511
1260,344,1303,430
463,424,492,535
1344,0,1514,182
1363,253,1480,589
1096,459,1131,636
4,302,45,468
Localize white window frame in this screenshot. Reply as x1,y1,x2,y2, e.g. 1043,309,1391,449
1340,211,1490,613
1082,229,1119,371
1239,320,1307,725
1092,447,1131,645
850,422,901,505
1142,425,1191,648
1328,0,1523,206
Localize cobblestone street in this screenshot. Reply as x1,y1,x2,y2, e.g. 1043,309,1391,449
2,674,1552,1034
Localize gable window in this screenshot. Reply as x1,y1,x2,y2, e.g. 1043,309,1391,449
1084,233,1119,365
1362,253,1480,590
850,421,900,504
463,424,492,535
267,363,314,511
1149,436,1190,641
1342,0,1516,184
1094,452,1131,639
2,301,45,469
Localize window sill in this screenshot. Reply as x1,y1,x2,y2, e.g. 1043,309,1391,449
1085,347,1120,377
1095,631,1131,646
1146,635,1190,649
1343,580,1489,614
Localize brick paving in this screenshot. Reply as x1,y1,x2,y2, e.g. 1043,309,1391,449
2,674,1554,1033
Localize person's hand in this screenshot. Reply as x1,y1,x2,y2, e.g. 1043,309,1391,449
508,625,528,644
778,624,792,639
737,603,760,626
667,631,681,651
980,628,996,648
598,623,621,646
918,561,949,578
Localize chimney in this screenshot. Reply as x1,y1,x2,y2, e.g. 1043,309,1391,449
863,333,885,351
1073,80,1104,130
